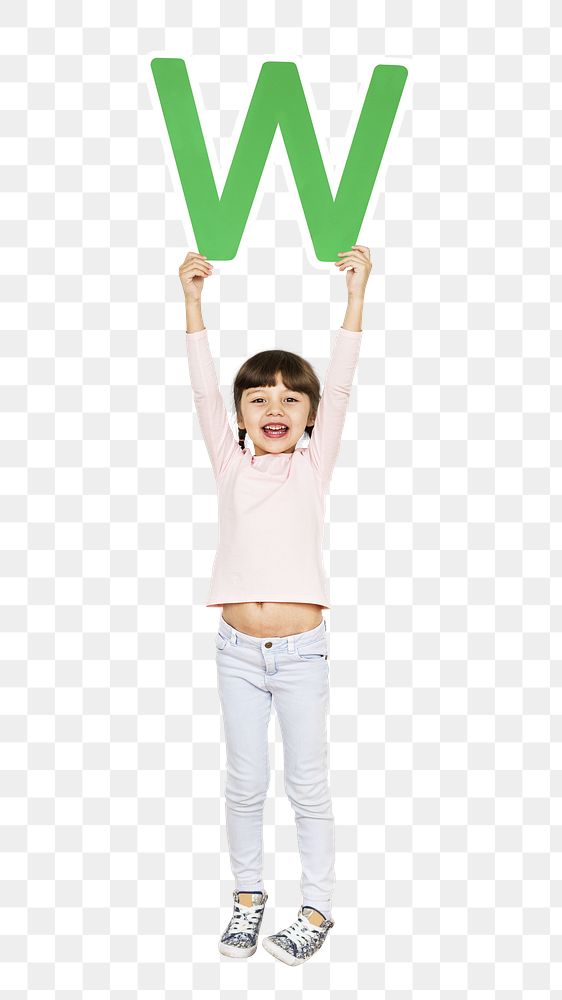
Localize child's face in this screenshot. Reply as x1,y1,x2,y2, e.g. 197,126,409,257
239,372,315,456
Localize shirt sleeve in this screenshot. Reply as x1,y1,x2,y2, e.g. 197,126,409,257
307,326,362,492
185,327,240,481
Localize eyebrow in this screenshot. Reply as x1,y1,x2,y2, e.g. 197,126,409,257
246,387,301,393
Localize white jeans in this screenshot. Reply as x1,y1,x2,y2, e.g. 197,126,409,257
215,614,335,920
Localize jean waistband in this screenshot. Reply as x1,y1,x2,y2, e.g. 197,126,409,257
218,615,327,651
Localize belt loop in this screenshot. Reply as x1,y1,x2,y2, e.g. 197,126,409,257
287,635,295,653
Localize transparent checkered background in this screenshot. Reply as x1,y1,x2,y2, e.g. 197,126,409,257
1,0,560,995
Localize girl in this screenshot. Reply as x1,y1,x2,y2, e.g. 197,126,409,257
179,246,372,965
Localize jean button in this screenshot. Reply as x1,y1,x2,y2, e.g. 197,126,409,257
265,641,272,648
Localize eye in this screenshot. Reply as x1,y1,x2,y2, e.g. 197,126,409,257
251,396,300,403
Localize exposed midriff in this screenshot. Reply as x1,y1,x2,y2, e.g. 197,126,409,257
221,601,324,638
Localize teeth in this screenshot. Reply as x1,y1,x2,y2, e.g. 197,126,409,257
264,425,287,430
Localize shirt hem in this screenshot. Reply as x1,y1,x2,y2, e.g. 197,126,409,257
207,599,331,610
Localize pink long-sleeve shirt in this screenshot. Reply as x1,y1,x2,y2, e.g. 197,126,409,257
185,326,362,608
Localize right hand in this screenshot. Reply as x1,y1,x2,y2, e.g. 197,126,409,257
179,251,214,302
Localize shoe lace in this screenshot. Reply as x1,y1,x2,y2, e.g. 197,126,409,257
230,899,264,934
282,912,322,948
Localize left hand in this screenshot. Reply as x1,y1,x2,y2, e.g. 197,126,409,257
334,245,372,297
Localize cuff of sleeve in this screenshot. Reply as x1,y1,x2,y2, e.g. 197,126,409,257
339,325,362,336
185,326,208,339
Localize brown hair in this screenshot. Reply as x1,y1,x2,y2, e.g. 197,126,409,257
232,348,321,450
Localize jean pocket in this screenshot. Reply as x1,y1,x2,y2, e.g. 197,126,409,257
295,635,329,662
215,632,229,651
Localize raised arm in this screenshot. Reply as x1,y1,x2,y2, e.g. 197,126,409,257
307,325,362,493
181,252,239,481
185,328,239,481
308,252,371,492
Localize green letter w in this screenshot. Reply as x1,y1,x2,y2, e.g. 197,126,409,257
150,59,408,261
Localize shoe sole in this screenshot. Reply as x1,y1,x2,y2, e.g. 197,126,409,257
218,940,257,959
261,936,304,966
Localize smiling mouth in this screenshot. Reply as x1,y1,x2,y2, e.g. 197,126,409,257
262,424,289,438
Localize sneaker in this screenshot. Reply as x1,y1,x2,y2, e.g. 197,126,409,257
261,906,335,966
218,889,269,959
